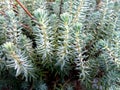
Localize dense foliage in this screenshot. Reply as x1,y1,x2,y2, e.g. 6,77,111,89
0,0,120,90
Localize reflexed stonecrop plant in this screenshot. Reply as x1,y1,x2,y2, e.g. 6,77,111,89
0,0,120,90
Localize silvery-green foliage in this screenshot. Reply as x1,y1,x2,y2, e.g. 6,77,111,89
0,2,22,45
0,47,5,70
33,8,54,61
3,42,35,81
34,81,48,90
17,35,33,53
56,12,74,69
0,1,36,81
0,0,120,89
0,16,6,45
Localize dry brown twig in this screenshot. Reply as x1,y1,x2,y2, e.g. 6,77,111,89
15,0,42,27
15,0,34,19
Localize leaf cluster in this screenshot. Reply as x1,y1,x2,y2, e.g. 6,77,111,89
0,0,120,90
